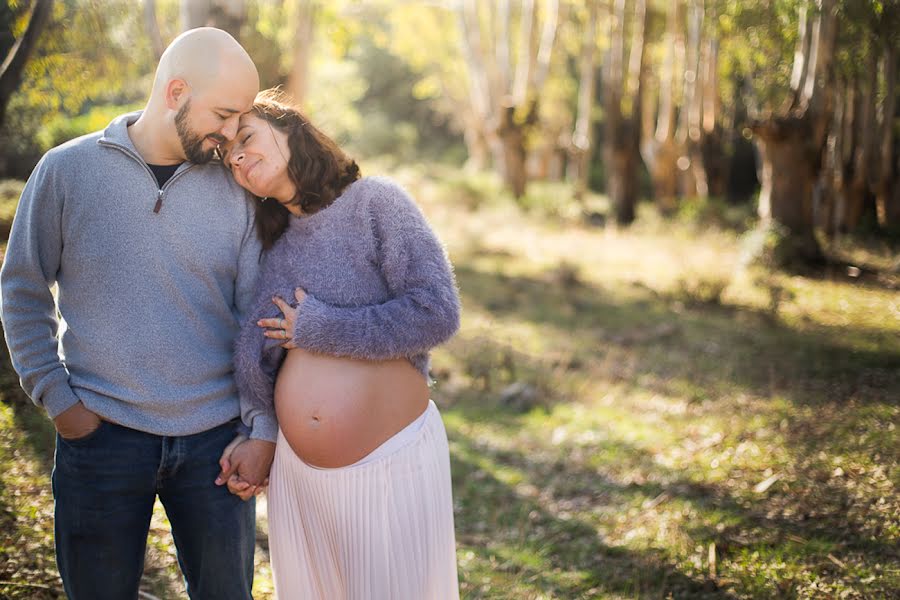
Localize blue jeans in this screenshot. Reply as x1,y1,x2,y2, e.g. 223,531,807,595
52,419,255,600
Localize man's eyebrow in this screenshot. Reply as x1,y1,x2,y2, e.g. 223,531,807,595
213,107,242,114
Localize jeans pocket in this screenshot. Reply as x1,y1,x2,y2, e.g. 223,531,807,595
58,420,109,447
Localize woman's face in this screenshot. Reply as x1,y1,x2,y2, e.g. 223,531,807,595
221,113,294,201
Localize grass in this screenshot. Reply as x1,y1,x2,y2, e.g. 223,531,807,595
1,169,898,599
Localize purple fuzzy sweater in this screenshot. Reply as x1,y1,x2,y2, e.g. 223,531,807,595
233,176,461,424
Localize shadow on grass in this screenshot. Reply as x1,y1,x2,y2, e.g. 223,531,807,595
448,425,728,598
0,328,57,472
446,398,899,598
453,263,900,409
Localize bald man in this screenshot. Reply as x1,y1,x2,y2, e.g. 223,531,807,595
0,28,273,599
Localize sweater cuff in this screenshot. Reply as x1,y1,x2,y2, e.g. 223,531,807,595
249,413,278,443
293,294,325,345
41,379,81,419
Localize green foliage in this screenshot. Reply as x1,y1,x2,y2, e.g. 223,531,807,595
36,102,144,150
0,179,25,239
677,196,756,232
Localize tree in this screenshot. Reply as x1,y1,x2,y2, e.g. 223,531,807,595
640,0,683,215
181,0,246,38
605,0,648,224
456,0,560,198
143,0,165,60
568,0,599,204
0,0,53,129
749,0,838,265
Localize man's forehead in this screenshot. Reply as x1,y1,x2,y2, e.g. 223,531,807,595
196,80,257,113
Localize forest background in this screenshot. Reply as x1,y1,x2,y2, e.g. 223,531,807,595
0,1,898,598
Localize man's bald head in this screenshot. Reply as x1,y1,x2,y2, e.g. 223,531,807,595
152,27,259,99
139,27,260,163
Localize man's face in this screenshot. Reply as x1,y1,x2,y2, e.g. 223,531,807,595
174,80,257,164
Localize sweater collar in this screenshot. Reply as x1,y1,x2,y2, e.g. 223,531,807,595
97,111,143,154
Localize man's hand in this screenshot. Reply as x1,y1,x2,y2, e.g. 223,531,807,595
53,402,102,440
216,437,276,500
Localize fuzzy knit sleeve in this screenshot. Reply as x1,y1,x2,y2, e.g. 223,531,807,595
290,178,461,359
233,255,285,441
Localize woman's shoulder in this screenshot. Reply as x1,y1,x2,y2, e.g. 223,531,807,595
347,175,420,215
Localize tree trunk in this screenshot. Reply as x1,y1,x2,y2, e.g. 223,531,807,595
456,0,558,199
603,0,646,226
181,0,245,39
569,0,598,204
143,0,165,59
678,0,703,197
286,1,315,105
750,0,837,266
754,121,821,259
818,76,845,235
844,47,878,231
0,0,54,129
499,106,528,198
641,0,682,215
875,43,897,228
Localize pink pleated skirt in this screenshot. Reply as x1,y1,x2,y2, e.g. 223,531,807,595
267,400,460,600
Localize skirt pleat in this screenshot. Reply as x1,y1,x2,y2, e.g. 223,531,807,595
268,401,460,600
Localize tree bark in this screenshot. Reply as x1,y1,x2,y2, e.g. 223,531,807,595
286,1,315,105
640,0,682,215
456,0,559,199
0,0,54,129
843,46,878,231
875,43,897,228
181,0,245,39
699,28,728,197
569,0,599,204
679,0,704,197
143,0,165,60
604,0,647,225
750,0,837,266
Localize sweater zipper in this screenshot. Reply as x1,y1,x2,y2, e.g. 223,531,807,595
98,139,195,214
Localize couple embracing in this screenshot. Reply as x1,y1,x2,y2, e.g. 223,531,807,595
0,28,460,600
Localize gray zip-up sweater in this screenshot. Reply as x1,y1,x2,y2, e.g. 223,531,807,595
0,112,276,441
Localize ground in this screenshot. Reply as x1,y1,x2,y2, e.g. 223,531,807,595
0,166,897,599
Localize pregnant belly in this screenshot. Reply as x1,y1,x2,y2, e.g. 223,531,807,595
274,349,430,468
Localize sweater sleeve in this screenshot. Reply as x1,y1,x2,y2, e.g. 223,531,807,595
291,178,460,360
232,201,277,442
0,152,81,419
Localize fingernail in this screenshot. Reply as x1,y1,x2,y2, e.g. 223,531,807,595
215,477,223,485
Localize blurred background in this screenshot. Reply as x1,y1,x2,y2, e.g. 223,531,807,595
0,1,898,598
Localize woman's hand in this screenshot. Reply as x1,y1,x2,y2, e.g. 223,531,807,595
258,288,307,349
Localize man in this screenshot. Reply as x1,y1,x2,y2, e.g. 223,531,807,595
0,28,275,599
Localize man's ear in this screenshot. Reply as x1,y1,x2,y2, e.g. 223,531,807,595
164,78,190,111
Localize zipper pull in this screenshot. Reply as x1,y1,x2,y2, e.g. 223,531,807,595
153,189,163,213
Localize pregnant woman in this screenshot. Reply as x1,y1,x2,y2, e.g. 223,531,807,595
222,91,461,599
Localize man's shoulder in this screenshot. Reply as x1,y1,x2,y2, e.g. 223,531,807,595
42,130,105,166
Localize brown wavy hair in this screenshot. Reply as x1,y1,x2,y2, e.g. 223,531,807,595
249,90,360,250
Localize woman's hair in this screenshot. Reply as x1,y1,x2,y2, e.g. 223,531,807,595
249,89,360,250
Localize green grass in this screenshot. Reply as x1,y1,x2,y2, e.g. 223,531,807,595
1,166,898,599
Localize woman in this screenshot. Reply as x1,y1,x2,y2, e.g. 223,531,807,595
221,91,461,599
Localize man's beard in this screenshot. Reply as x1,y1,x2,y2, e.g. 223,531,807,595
175,101,223,164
